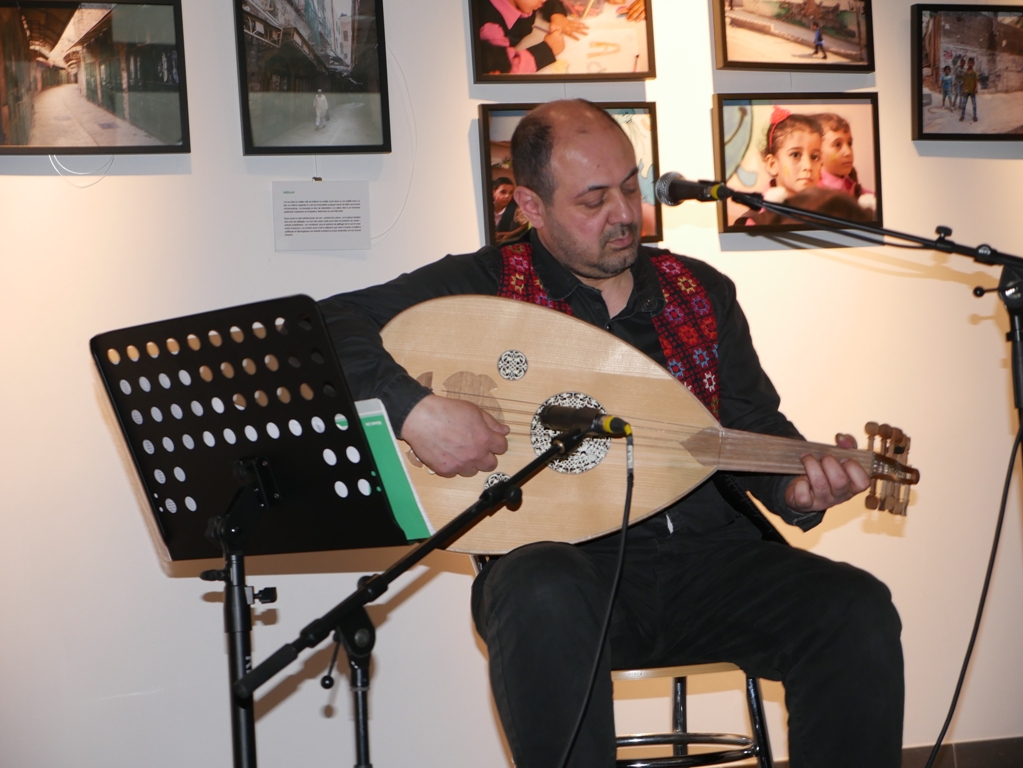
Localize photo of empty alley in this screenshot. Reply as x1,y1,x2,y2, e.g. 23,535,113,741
0,3,187,151
237,0,388,151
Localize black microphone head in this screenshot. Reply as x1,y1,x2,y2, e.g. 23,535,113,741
655,171,684,207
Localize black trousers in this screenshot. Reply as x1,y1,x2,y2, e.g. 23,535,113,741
471,527,903,768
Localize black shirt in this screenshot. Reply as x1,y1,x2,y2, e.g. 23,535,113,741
319,231,822,538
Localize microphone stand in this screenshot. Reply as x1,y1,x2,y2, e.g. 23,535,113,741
232,428,593,768
723,185,1023,421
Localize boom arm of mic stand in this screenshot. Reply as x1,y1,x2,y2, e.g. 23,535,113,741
233,429,592,700
724,184,1023,414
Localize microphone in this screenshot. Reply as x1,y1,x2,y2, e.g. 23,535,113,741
655,172,731,206
539,405,630,437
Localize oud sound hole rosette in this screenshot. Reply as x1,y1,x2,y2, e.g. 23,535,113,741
530,392,610,474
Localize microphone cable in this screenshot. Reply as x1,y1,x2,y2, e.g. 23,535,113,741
556,427,634,768
923,420,1022,768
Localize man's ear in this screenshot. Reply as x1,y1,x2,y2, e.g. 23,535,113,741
513,185,547,230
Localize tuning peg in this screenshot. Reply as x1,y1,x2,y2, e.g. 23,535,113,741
864,421,879,437
865,492,879,510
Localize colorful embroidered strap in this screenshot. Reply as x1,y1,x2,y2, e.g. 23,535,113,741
496,243,719,417
648,253,719,418
496,242,573,314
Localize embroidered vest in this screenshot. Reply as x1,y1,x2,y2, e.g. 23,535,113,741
496,242,720,418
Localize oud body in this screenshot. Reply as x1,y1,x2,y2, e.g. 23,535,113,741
380,296,916,554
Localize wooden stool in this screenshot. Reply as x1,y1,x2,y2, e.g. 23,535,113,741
613,663,774,768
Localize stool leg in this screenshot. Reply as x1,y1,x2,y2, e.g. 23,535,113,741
744,677,774,768
671,676,687,757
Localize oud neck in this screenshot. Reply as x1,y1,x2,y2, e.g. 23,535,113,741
709,428,873,477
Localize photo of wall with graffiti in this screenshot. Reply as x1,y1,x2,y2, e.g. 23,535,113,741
912,5,1023,140
234,0,390,154
712,0,873,72
477,102,661,246
0,1,189,154
714,93,882,234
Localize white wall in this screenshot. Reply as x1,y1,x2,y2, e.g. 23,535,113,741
1,0,1021,765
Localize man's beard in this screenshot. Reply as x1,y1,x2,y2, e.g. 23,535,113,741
547,221,640,280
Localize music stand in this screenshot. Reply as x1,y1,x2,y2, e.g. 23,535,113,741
91,295,406,768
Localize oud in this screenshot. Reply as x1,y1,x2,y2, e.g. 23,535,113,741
380,296,918,554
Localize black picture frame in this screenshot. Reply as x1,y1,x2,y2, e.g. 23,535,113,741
912,4,1023,141
478,102,662,246
233,0,391,155
711,0,874,72
469,0,655,83
713,92,883,234
0,0,190,155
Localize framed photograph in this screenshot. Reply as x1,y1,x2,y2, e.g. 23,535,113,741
912,5,1023,140
713,93,882,234
469,0,655,83
233,0,390,155
0,1,189,154
478,102,662,246
711,0,873,72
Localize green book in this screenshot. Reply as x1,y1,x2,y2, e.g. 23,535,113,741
355,399,433,542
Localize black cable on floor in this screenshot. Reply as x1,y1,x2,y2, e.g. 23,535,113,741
923,422,1023,768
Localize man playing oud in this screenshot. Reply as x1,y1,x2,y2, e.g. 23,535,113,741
320,99,903,768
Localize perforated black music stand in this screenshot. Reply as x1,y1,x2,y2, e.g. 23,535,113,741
91,295,405,768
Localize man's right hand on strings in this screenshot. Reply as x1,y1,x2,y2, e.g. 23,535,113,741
400,394,510,478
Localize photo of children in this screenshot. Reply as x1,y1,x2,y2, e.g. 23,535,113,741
469,0,654,82
713,0,873,72
915,7,1023,139
716,95,880,232
479,102,662,244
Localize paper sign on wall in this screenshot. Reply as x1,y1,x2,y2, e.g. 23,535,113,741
272,180,371,251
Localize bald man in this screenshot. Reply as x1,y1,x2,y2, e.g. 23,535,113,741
320,99,903,768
